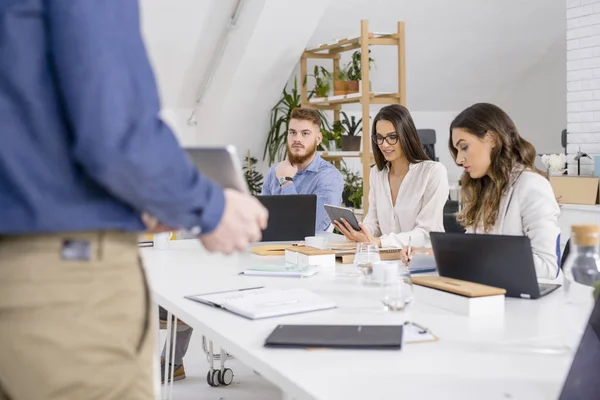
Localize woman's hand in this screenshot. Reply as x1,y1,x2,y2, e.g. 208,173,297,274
400,246,434,264
333,219,380,245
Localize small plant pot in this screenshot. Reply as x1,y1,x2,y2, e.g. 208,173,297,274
341,136,361,151
334,80,360,95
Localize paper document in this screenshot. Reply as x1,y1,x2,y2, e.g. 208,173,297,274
186,288,335,320
408,253,437,273
240,263,318,278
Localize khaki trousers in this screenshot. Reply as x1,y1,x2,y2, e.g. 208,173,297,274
0,231,154,400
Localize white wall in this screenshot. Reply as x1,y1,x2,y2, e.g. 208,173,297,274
566,0,600,175
498,38,566,157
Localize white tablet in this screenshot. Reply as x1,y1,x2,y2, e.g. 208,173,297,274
185,146,248,193
324,204,361,231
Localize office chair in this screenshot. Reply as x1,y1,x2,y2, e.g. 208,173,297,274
417,129,438,161
561,237,570,270
443,213,465,233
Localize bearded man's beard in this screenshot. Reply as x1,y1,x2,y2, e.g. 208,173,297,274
287,140,318,165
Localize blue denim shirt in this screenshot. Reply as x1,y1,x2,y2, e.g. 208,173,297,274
0,0,224,235
262,154,343,231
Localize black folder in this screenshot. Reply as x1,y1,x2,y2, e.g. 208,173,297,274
264,324,404,350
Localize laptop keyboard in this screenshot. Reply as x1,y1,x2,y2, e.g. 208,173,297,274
539,283,560,295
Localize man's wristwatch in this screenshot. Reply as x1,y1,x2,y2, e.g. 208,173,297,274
278,176,294,186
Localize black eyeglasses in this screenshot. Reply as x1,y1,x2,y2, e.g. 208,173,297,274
372,133,400,145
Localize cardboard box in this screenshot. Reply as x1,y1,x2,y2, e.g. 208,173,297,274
285,246,336,268
412,276,505,317
549,176,599,205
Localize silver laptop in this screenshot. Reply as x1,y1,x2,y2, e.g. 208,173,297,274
185,146,248,193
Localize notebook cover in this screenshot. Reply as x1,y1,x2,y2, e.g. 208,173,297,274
264,324,403,349
411,276,506,297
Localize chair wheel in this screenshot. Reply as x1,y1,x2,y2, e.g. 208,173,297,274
212,370,221,387
219,368,234,385
207,370,221,387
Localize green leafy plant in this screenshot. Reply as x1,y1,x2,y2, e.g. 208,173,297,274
324,120,344,150
311,65,332,97
340,111,363,136
345,50,374,81
264,78,301,164
341,166,363,209
243,155,264,195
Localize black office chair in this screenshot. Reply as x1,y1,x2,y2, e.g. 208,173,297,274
443,213,465,233
561,238,571,269
417,129,438,161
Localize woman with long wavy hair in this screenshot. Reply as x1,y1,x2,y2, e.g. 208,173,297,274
450,103,560,279
403,103,561,279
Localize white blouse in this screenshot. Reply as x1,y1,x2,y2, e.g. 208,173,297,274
362,161,449,248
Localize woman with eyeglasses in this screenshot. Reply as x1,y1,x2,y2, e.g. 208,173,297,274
333,104,449,248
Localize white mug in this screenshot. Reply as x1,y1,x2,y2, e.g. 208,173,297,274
154,232,173,249
305,236,327,250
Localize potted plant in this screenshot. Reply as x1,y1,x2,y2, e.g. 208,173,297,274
334,50,374,96
312,65,332,98
340,111,362,151
341,166,363,209
243,152,264,195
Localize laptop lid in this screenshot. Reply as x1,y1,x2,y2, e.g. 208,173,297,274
430,232,541,299
559,294,600,399
257,195,316,242
185,146,248,193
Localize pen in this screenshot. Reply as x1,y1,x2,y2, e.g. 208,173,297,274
404,321,429,334
406,236,412,264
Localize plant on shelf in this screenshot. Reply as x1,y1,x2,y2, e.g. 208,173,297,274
311,65,332,98
340,111,362,151
334,50,375,95
264,77,332,164
243,152,264,196
341,166,363,209
321,120,344,151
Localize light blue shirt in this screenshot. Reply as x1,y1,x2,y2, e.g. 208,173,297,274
262,154,343,232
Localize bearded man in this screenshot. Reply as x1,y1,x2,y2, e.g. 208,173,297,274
261,107,343,231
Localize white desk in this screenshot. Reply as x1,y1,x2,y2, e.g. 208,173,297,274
142,239,593,400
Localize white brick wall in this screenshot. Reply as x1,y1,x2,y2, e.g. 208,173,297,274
567,0,600,175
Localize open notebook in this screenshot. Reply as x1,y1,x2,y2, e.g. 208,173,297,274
185,287,336,320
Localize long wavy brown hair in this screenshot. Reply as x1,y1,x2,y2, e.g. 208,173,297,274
448,103,543,232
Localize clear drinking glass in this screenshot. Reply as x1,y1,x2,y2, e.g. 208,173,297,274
381,263,414,311
354,243,380,278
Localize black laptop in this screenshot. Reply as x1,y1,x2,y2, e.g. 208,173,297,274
430,232,561,299
257,195,316,242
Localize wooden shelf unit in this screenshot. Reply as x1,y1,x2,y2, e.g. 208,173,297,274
300,20,406,211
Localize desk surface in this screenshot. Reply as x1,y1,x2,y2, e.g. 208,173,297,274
142,239,593,400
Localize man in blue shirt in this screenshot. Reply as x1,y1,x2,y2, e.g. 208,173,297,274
262,108,343,231
0,1,267,399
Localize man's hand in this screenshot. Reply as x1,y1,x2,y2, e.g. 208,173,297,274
141,213,175,233
199,189,269,254
275,158,298,180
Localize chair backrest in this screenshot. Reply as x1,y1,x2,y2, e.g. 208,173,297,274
443,213,465,233
561,237,571,269
417,129,437,161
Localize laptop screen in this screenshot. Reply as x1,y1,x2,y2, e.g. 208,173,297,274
559,294,600,399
